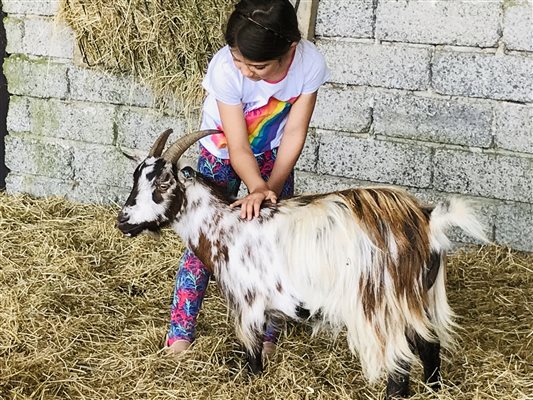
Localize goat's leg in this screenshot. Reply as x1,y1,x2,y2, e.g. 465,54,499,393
234,307,266,374
386,334,416,399
386,361,411,399
415,335,441,391
245,336,264,374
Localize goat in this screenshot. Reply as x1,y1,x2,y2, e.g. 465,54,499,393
117,129,487,399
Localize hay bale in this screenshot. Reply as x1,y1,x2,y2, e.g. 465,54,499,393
59,0,235,114
0,191,531,399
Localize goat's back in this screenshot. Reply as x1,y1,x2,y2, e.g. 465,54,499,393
273,187,453,381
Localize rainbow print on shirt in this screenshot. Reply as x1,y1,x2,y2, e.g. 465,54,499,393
211,96,298,153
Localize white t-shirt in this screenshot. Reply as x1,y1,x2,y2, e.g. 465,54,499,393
199,39,330,159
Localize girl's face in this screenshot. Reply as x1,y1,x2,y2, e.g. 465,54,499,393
230,45,296,82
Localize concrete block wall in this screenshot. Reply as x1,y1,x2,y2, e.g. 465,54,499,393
2,0,189,205
2,0,532,251
302,0,533,251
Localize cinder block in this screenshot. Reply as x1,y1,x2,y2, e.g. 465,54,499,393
296,128,318,173
376,0,500,46
5,133,74,180
4,17,24,54
316,0,374,38
295,170,378,195
311,85,372,132
433,50,533,103
4,55,69,99
495,201,533,252
27,98,116,144
6,173,75,198
115,106,187,151
503,0,533,52
68,66,155,107
2,0,59,16
6,96,31,132
5,173,131,204
71,143,135,188
433,149,533,203
317,130,432,187
494,103,533,154
373,91,493,147
317,39,430,90
23,16,75,59
69,182,131,205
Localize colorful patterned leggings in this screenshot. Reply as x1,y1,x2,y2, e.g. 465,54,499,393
167,144,294,346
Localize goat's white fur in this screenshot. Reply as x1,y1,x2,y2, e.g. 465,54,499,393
174,180,485,381
119,158,488,383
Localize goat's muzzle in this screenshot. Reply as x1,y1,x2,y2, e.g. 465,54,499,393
117,220,161,238
116,213,135,237
116,211,142,237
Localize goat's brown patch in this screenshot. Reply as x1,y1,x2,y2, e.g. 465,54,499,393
342,188,432,321
165,181,187,221
190,232,215,273
291,193,327,206
426,252,444,290
190,231,229,275
256,203,280,224
213,238,229,269
359,256,385,321
212,212,222,228
244,289,256,306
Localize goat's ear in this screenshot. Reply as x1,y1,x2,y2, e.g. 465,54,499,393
180,166,196,181
121,148,144,164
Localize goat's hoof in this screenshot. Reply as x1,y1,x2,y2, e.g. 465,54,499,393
246,352,263,374
248,364,263,374
386,378,410,399
385,389,410,399
426,379,441,392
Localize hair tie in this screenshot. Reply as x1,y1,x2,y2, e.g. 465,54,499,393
236,11,292,43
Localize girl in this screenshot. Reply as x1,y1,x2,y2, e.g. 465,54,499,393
165,0,330,356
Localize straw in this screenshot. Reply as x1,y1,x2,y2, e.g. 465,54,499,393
59,0,235,116
0,191,531,399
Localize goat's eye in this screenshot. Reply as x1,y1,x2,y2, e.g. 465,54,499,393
157,182,171,191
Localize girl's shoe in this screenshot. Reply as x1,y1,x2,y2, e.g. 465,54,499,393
164,338,192,358
262,341,277,358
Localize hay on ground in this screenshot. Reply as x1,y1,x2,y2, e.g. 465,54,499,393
0,191,531,399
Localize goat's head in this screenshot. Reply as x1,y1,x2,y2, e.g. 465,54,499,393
116,129,219,237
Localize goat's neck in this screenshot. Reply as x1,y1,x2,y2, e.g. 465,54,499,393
170,180,235,271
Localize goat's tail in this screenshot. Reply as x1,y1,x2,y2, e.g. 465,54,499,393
426,197,488,348
429,197,489,252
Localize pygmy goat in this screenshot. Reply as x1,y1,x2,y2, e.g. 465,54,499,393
117,129,488,399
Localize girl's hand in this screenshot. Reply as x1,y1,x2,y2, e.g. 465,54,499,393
231,187,277,220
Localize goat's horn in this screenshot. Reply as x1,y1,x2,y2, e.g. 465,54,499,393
162,129,222,163
148,129,173,157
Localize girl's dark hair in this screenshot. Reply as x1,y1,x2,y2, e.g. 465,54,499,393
225,0,302,62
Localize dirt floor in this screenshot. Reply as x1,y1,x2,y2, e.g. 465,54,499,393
0,192,531,399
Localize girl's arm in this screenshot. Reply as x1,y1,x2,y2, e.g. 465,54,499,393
217,100,278,220
267,91,318,195
218,91,318,219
